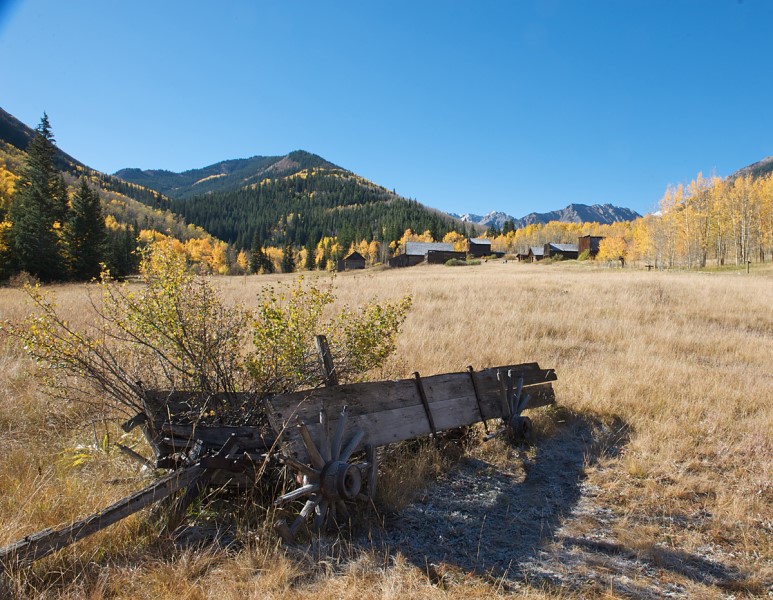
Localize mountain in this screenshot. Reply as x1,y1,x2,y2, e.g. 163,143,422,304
730,156,773,180
452,203,642,229
0,106,85,173
116,156,473,250
114,151,340,199
0,107,213,246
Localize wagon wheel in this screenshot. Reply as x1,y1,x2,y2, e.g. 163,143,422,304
497,369,534,444
273,406,377,542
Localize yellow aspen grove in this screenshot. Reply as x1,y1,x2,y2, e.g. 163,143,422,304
265,246,283,273
442,230,467,252
596,236,628,265
236,250,249,272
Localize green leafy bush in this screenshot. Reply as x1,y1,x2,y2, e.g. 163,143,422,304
5,241,412,423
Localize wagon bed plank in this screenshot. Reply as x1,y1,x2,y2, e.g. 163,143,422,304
266,364,556,464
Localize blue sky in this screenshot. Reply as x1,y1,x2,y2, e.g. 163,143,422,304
1,0,771,218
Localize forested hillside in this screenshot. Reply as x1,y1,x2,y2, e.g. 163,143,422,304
170,168,471,251
0,111,231,281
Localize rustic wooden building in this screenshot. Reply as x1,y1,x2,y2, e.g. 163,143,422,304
578,235,604,258
528,246,545,262
388,242,456,267
467,237,492,257
544,243,579,260
337,251,366,271
426,250,467,264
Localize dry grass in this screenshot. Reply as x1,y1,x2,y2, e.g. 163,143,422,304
1,261,771,598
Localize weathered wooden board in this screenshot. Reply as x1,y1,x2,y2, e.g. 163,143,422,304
0,465,202,570
161,423,274,452
266,363,556,463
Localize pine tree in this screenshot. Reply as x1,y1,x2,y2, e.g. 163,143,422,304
281,243,295,273
7,114,66,281
65,178,106,280
304,240,316,271
249,234,263,274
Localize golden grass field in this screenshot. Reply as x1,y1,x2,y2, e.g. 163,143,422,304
0,260,771,598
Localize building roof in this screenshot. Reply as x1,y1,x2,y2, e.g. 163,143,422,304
548,243,579,253
469,237,491,246
404,242,455,256
344,251,365,261
529,246,544,256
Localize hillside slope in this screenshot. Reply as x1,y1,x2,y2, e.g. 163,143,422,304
116,156,474,250
0,108,213,245
115,151,340,199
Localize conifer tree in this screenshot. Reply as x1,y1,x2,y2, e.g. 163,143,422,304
65,177,106,280
249,234,263,274
7,114,66,281
281,243,295,273
304,240,316,271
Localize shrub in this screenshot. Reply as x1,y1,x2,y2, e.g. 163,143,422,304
578,249,591,261
444,258,481,267
4,240,412,423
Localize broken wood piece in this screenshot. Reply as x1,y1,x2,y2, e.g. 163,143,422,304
0,465,202,569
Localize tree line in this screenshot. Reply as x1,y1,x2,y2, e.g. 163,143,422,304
484,171,773,268
0,115,124,282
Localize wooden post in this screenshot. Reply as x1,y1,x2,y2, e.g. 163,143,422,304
315,335,338,386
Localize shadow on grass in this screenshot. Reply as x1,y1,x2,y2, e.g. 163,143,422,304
350,411,760,596
356,412,628,581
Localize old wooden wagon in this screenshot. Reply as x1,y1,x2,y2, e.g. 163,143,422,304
0,337,556,567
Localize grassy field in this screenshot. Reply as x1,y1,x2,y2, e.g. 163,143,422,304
0,260,771,598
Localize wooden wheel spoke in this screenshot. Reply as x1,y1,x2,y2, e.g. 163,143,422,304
297,418,325,469
313,499,329,531
319,408,332,463
366,444,377,498
339,428,364,463
326,501,337,529
279,455,320,481
330,406,348,461
274,483,319,506
287,494,321,537
336,500,350,522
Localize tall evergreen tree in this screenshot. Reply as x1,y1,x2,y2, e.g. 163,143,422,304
65,178,106,280
249,234,263,274
304,240,316,271
7,114,66,281
281,243,295,273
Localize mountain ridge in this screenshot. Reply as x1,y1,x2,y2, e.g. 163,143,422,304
451,203,642,229
114,150,341,199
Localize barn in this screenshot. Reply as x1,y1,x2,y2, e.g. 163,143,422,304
388,242,456,267
544,243,579,260
467,237,492,258
578,235,604,258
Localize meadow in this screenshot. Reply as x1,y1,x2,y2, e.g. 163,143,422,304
0,260,771,598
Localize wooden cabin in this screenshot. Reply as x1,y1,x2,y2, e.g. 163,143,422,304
528,246,545,262
578,235,604,258
544,243,579,260
388,242,455,267
339,250,366,271
467,237,492,258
